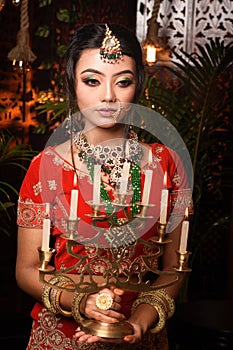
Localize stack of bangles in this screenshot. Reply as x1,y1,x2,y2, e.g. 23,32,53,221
42,276,74,317
131,289,176,334
42,275,86,322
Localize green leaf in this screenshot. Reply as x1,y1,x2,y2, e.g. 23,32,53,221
38,0,52,7
56,44,67,58
56,9,71,23
35,25,50,38
39,60,53,70
35,99,68,118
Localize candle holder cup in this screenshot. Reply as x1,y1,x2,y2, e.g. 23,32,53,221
35,247,55,272
151,221,172,244
85,200,106,219
174,250,192,272
134,202,155,219
60,217,81,240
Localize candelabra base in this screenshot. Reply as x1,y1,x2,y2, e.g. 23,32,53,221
81,319,134,338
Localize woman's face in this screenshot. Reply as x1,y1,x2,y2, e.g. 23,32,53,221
74,48,137,129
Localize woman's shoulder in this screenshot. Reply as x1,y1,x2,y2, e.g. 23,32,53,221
30,142,74,171
149,142,183,170
150,142,175,158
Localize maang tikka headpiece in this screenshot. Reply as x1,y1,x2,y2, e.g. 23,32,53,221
99,24,123,64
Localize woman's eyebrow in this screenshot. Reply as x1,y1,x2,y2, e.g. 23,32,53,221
80,68,102,75
80,68,134,77
113,69,135,77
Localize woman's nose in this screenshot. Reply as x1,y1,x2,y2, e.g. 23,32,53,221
100,83,116,103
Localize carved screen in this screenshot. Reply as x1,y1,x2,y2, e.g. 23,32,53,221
136,0,233,56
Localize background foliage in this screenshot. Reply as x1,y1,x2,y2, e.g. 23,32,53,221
138,39,233,299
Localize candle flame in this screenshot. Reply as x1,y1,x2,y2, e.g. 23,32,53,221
163,172,167,188
73,172,78,188
185,207,189,219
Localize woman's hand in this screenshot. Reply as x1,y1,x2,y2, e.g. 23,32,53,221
73,321,144,344
80,287,126,324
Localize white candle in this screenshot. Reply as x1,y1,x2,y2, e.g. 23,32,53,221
160,172,168,224
93,164,101,205
119,161,130,194
179,208,189,253
141,169,153,205
70,189,78,219
42,218,50,251
70,173,78,219
125,140,129,158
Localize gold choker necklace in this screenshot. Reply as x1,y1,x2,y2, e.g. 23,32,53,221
73,130,143,184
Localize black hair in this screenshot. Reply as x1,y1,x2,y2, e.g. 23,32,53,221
65,23,145,113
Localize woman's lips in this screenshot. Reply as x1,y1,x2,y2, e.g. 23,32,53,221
97,108,116,117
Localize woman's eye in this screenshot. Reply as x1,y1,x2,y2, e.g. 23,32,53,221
117,78,133,88
82,77,100,86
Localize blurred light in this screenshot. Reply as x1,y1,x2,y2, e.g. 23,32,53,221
146,45,157,65
12,0,21,6
0,0,5,12
12,59,31,71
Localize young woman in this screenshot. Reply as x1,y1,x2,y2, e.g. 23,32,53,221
16,23,193,349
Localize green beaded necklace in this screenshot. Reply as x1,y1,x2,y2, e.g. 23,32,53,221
87,156,141,222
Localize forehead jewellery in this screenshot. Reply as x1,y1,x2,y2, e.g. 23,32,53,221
99,24,123,64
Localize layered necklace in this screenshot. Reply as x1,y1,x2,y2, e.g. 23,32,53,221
72,130,143,217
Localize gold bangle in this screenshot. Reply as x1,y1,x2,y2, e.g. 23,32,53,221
131,294,168,334
53,282,73,317
42,275,74,315
150,302,167,334
131,292,168,314
156,289,176,318
42,281,57,314
42,276,66,314
71,292,87,324
132,289,175,319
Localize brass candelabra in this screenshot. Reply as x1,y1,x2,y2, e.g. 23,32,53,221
36,193,192,338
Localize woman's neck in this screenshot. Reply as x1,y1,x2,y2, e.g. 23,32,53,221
82,123,127,146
